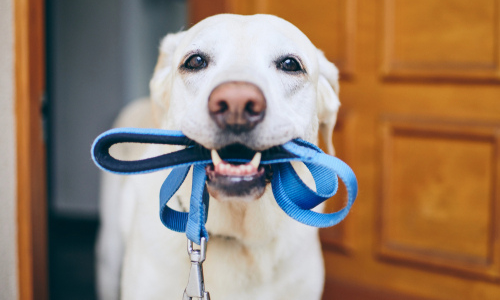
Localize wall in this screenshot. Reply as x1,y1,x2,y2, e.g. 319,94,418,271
0,0,18,298
47,0,186,217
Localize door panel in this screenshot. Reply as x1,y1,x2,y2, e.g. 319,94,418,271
382,0,500,80
379,119,500,280
188,1,500,299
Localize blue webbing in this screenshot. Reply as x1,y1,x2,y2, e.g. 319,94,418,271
91,127,358,245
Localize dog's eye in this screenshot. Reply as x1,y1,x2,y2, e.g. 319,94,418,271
184,54,207,70
278,57,302,72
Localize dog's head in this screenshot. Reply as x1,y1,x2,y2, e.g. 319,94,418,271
150,14,340,202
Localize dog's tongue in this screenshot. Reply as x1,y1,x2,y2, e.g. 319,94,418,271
211,150,261,176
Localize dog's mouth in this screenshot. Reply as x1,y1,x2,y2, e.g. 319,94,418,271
205,144,273,200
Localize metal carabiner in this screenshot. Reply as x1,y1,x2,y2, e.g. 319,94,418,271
183,237,210,300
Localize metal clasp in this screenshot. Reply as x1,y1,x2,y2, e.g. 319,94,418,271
183,237,210,300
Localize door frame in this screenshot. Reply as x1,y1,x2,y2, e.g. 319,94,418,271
15,0,48,299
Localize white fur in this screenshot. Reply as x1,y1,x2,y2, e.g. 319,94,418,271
97,14,340,300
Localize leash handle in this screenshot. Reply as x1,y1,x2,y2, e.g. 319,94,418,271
91,127,298,175
91,128,358,245
91,128,205,174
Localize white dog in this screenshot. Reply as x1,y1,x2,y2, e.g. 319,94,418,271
96,14,340,300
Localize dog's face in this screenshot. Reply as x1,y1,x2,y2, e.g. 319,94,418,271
150,14,340,201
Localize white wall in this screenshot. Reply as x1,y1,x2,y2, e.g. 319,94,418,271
48,0,187,217
0,0,19,298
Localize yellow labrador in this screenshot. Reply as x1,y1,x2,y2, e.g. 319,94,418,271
97,14,340,300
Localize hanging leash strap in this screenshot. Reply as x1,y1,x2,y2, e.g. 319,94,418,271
92,127,358,245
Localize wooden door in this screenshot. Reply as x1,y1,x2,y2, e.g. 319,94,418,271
15,0,48,299
188,1,500,299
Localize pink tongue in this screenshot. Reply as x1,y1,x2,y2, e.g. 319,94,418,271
215,161,258,176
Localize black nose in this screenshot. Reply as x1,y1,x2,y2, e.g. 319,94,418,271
208,81,266,134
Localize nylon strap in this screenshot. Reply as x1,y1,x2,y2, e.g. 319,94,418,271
92,127,358,245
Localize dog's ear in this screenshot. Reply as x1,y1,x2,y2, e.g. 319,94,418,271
316,49,340,156
150,31,186,127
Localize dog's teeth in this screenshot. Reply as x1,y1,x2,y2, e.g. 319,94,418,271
250,152,261,169
211,149,222,167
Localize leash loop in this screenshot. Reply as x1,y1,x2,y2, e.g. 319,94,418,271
91,128,358,245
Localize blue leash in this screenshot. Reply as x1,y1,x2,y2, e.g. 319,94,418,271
91,127,358,245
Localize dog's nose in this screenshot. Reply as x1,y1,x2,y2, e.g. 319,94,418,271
208,81,266,134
